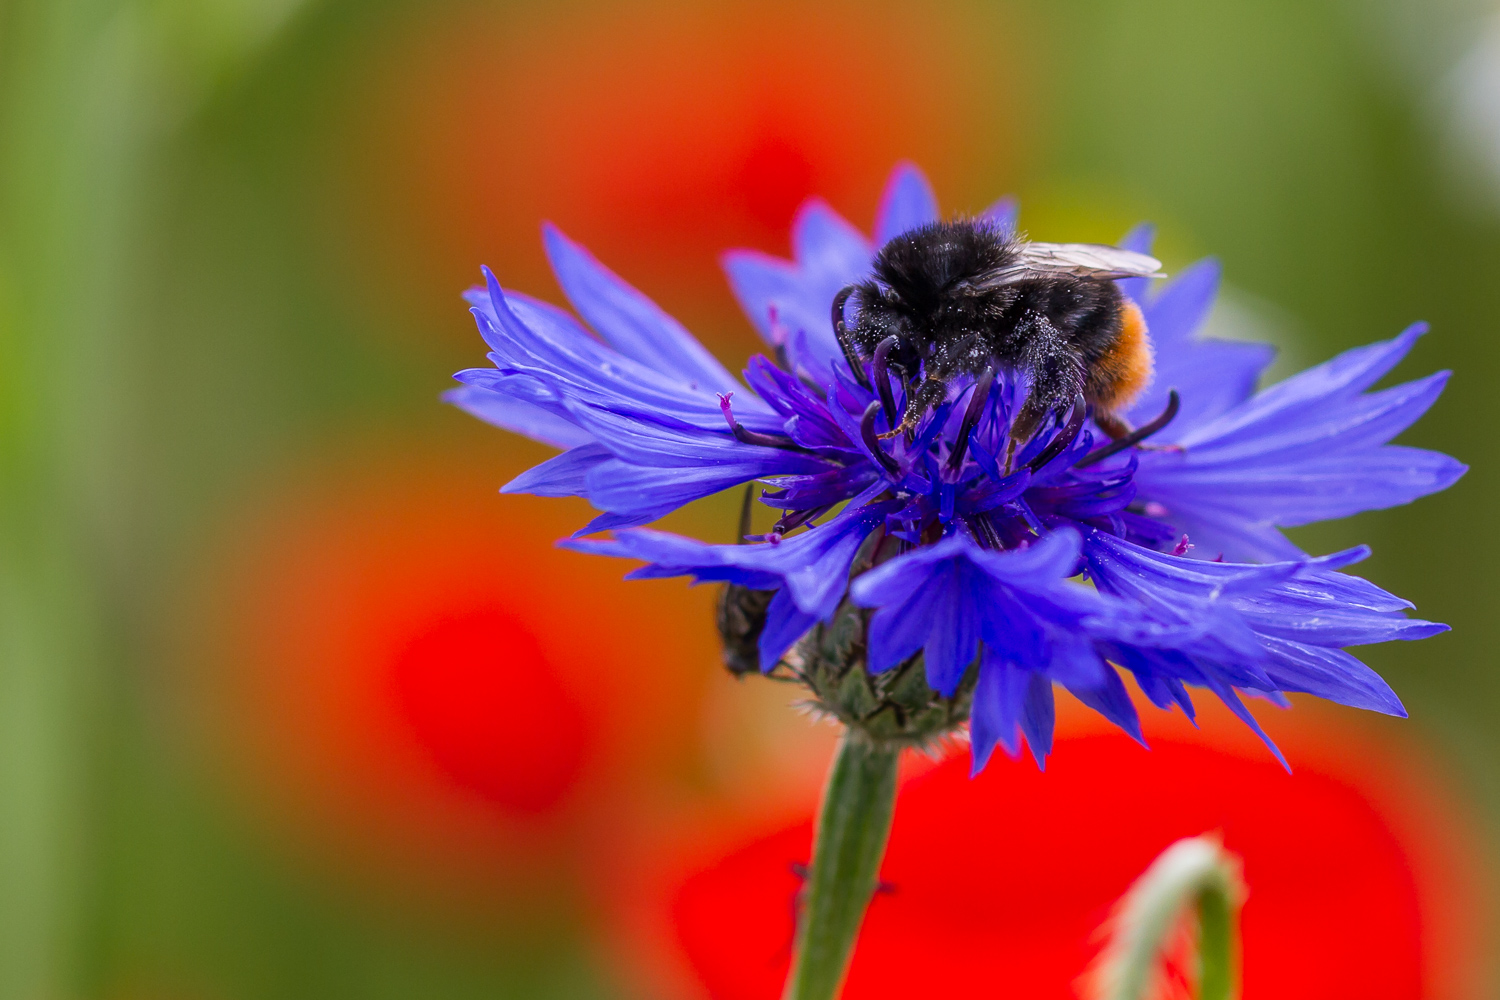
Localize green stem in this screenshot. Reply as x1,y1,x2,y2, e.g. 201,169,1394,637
1099,836,1243,1000
783,734,899,1000
1194,876,1236,1000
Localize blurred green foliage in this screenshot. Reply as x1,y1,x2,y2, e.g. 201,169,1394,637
1,0,1496,997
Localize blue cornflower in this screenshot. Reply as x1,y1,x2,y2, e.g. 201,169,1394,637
448,162,1463,771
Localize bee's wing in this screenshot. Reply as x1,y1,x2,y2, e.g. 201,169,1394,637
970,243,1165,288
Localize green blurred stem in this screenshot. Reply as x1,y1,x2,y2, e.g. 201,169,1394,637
783,734,899,1000
1101,836,1243,1000
1195,877,1235,1000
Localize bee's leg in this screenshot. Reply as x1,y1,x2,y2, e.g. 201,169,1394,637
1025,394,1088,471
1092,408,1134,441
1005,401,1043,473
1090,401,1183,452
1007,400,1052,447
1075,390,1182,468
831,284,869,388
1011,313,1086,451
876,374,944,439
1006,397,1079,474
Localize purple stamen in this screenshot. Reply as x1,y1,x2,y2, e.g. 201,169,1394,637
859,400,903,477
743,531,786,545
718,392,815,453
1172,534,1193,556
1026,394,1088,472
968,511,1004,549
773,503,834,537
872,335,902,428
1075,390,1181,468
945,368,995,475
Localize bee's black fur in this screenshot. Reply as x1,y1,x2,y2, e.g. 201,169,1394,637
843,218,1126,441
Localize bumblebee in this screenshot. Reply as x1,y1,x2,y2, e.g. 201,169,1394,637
833,219,1164,444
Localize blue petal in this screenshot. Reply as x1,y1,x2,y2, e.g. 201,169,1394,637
1081,530,1434,754
453,365,572,428
584,460,787,520
568,499,887,621
863,568,947,673
1201,675,1288,771
1066,662,1145,744
1237,590,1447,647
722,197,876,386
1178,324,1426,448
468,276,779,434
1168,373,1450,465
1128,259,1277,432
854,532,1139,711
443,384,594,449
721,249,840,387
850,533,966,607
967,528,1085,582
574,510,654,537
564,399,827,473
1147,259,1220,348
920,566,979,696
1119,223,1155,254
1117,223,1156,305
1146,511,1305,564
566,528,774,586
981,196,1019,236
543,224,742,395
793,199,872,284
1018,672,1056,768
1133,326,1466,552
1256,636,1407,716
760,589,819,672
502,442,613,497
874,162,941,244
721,250,801,348
717,496,892,618
970,656,1027,773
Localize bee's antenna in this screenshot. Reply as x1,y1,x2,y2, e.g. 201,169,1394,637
1074,390,1180,468
831,285,869,388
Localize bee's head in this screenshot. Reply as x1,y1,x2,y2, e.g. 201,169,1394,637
871,218,1015,313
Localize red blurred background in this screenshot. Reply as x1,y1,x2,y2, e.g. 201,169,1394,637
28,0,1479,997
318,0,1018,354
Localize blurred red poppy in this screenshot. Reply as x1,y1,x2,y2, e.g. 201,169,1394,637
612,702,1485,1000
322,1,1018,345
185,441,721,903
